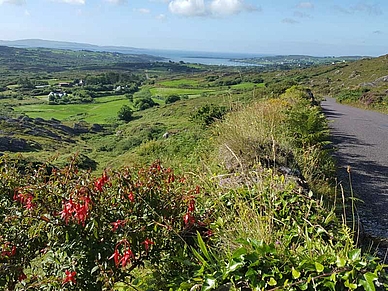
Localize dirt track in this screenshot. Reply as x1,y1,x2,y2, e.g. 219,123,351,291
321,97,388,239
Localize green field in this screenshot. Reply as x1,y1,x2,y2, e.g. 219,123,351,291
13,95,129,124
150,87,213,97
231,82,265,89
159,78,201,88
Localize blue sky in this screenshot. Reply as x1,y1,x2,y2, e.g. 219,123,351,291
0,0,387,56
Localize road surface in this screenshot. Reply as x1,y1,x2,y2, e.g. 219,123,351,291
321,97,388,239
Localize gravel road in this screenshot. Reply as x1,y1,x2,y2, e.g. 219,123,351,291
321,97,388,239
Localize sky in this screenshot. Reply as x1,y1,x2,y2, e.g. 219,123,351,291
0,0,387,56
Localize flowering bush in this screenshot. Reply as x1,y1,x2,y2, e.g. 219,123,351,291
0,157,207,290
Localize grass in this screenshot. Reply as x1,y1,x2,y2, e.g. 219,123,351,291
158,78,201,88
13,95,129,124
150,87,214,97
231,82,265,90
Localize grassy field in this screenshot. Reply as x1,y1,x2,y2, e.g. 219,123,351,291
150,87,214,97
13,95,129,124
231,82,265,90
158,78,201,88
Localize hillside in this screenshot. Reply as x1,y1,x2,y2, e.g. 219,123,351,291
0,45,163,74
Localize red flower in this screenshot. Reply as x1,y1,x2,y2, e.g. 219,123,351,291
109,248,120,267
188,199,195,213
11,245,16,256
63,270,76,285
18,272,27,282
142,238,154,252
184,213,195,226
60,199,75,224
94,171,109,192
120,249,134,268
128,191,135,202
111,220,126,232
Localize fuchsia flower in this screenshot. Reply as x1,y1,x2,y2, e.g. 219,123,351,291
60,196,91,226
109,248,120,267
18,271,27,282
111,220,126,232
13,190,35,210
94,171,109,192
63,270,76,285
142,238,154,253
109,240,134,268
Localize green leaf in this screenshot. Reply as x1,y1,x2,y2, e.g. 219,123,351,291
268,277,277,286
91,265,99,275
336,256,346,268
344,280,357,290
226,260,244,274
315,262,324,273
323,281,336,291
202,277,217,291
349,249,361,261
359,272,378,291
197,232,212,262
292,267,301,279
232,247,247,260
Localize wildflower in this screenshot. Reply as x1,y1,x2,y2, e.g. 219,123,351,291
128,191,135,202
94,171,109,192
63,270,76,285
111,220,126,232
188,199,195,213
60,199,75,224
184,213,195,226
120,249,134,268
18,272,27,282
142,238,154,252
109,248,120,267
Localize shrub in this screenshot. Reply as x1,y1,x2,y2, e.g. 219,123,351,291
0,158,209,290
133,97,157,111
190,104,228,127
117,105,133,122
165,94,181,104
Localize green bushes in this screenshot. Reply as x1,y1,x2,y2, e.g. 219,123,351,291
190,104,228,127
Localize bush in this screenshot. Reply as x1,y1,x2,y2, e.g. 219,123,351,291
117,105,133,122
0,158,208,290
165,94,181,104
190,104,228,127
133,97,157,111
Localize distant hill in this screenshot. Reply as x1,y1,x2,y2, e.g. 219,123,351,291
0,45,164,73
0,39,149,55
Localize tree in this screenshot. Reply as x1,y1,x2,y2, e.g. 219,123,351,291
118,105,133,122
133,97,157,111
165,94,181,104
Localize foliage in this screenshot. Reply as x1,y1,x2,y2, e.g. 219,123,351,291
190,104,228,127
165,94,181,104
0,158,208,290
133,96,158,111
117,105,133,122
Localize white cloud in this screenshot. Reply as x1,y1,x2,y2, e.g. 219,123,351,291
169,0,207,16
104,0,127,4
0,0,26,5
210,0,258,16
296,2,314,9
168,0,259,17
24,9,30,15
51,0,85,4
